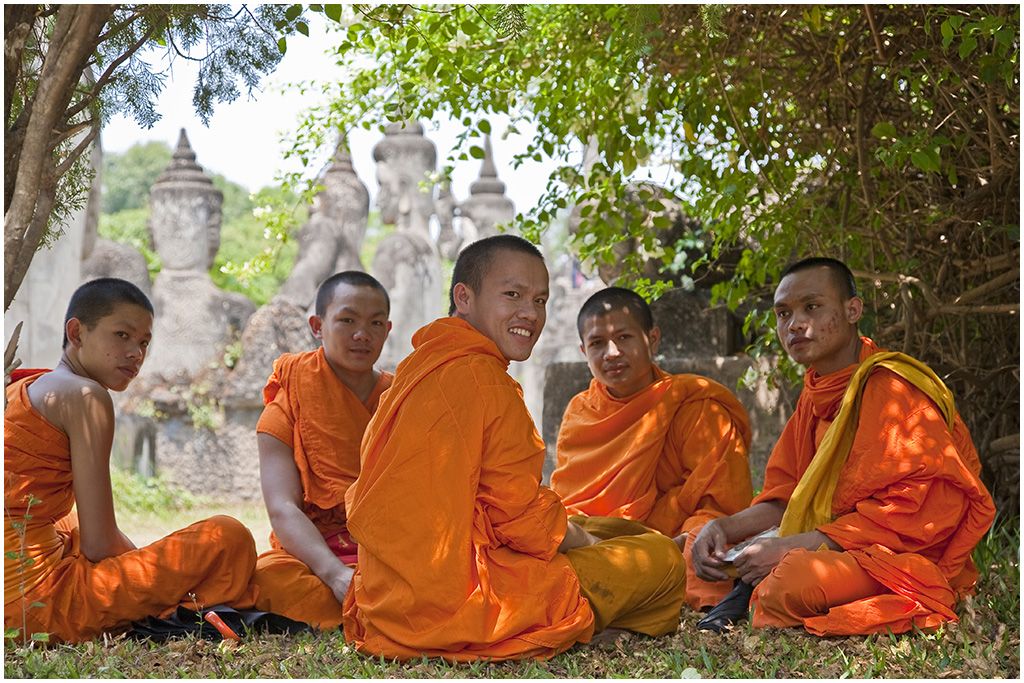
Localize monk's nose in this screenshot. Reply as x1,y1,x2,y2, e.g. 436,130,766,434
605,340,622,358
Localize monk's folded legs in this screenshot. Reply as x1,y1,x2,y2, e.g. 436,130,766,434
12,515,258,643
252,550,345,630
566,531,686,637
751,548,886,628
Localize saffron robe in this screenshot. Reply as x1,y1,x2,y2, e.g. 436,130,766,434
552,368,753,609
343,318,687,661
3,372,258,643
749,338,995,635
252,348,392,629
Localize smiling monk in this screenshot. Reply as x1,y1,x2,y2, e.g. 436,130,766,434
342,235,686,661
551,287,753,611
691,257,995,636
252,271,393,630
4,278,258,644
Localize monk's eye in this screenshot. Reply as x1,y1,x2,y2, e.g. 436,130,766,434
371,320,385,326
807,304,819,312
775,310,790,319
140,340,150,349
116,331,129,339
339,318,354,323
535,297,547,306
504,291,520,299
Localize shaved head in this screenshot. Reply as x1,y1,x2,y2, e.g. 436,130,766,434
576,287,654,339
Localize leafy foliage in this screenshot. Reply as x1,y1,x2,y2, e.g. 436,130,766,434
5,4,312,309
101,142,172,214
285,4,1019,504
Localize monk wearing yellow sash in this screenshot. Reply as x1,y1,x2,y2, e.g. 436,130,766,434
690,257,995,636
551,287,753,610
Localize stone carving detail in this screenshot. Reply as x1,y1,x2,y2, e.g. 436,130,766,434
142,129,254,378
277,139,370,309
370,121,443,369
460,136,515,242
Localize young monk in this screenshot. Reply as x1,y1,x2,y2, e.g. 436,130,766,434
691,257,996,636
342,235,687,662
252,271,392,630
3,278,258,644
551,287,753,611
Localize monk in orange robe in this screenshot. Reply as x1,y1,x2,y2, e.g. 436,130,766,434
343,235,687,662
4,278,258,644
691,257,995,636
551,286,753,610
252,271,393,630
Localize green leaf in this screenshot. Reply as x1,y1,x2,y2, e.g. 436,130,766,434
285,4,302,22
469,145,485,159
31,632,50,642
478,119,491,135
407,35,419,50
277,37,287,55
5,628,20,640
910,149,940,173
424,55,439,76
324,4,342,23
870,122,898,140
296,21,309,37
462,20,477,36
958,34,977,59
940,18,954,48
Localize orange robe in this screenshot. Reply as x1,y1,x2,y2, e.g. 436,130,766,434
252,348,392,629
552,367,753,609
342,318,595,661
3,372,258,644
749,337,995,635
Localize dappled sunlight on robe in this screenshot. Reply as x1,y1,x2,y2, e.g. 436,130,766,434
342,318,594,661
252,349,391,629
4,373,258,643
750,338,995,635
552,368,753,609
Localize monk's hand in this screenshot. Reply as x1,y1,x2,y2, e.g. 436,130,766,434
731,536,795,585
325,564,355,604
692,520,731,582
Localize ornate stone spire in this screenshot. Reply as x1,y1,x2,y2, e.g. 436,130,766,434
469,136,506,196
153,128,215,187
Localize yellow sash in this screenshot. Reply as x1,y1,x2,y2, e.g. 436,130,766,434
778,352,956,537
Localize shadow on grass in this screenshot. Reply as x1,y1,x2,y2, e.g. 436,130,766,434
5,518,1019,678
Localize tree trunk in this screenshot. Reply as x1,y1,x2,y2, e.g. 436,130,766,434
4,4,113,311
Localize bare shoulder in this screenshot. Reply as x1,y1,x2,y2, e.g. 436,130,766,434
27,369,113,433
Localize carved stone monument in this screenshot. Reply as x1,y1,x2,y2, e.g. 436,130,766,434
459,136,516,242
370,121,444,369
277,139,370,309
142,129,254,378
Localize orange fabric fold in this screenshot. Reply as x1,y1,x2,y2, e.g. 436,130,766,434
4,374,258,644
253,349,391,628
750,337,995,635
552,368,753,609
342,317,594,661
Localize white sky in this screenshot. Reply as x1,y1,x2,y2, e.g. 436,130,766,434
100,15,556,214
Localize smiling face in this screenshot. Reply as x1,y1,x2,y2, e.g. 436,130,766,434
580,308,661,398
66,303,153,392
773,265,863,375
310,282,391,378
452,249,549,362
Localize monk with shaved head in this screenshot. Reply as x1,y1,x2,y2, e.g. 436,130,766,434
552,286,754,612
342,235,687,661
253,271,393,630
4,278,258,643
691,257,995,635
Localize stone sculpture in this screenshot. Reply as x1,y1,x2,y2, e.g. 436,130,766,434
459,136,516,242
277,139,370,309
142,129,254,378
370,121,444,369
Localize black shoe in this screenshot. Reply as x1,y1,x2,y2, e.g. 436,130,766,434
696,581,754,633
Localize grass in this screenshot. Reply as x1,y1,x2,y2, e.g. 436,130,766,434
4,479,1019,678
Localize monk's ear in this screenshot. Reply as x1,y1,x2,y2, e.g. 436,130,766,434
65,318,84,349
648,326,661,355
845,296,864,325
308,315,324,340
452,282,473,315
385,320,393,336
